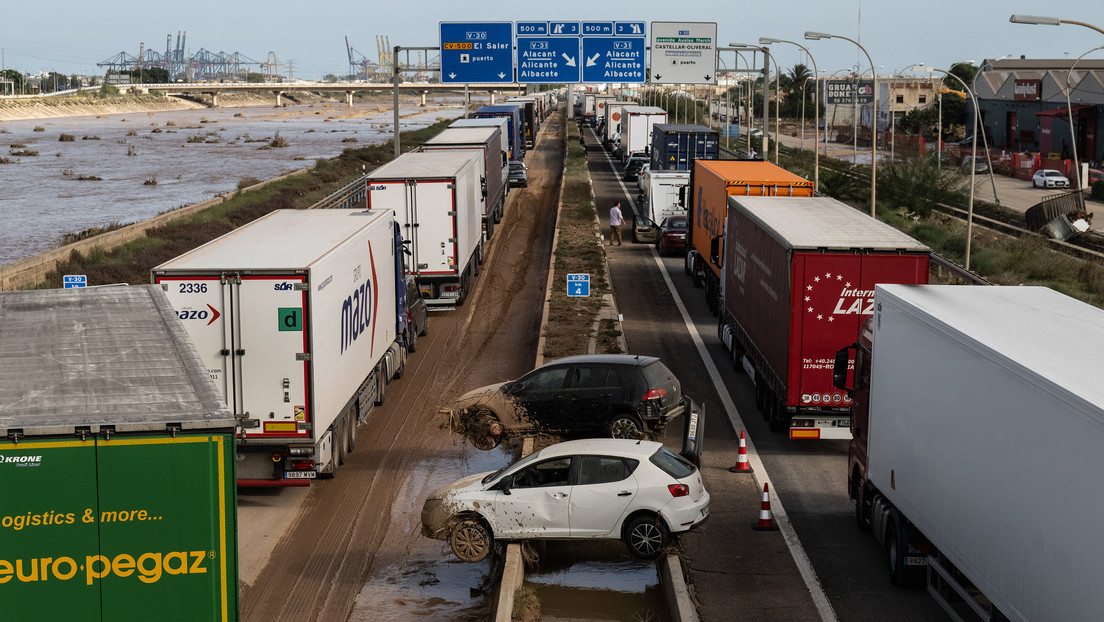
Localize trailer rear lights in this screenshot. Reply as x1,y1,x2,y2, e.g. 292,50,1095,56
792,420,813,427
668,484,689,497
290,460,316,471
790,429,821,439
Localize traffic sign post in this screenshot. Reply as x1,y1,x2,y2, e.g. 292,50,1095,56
649,22,718,84
439,22,514,83
566,274,590,297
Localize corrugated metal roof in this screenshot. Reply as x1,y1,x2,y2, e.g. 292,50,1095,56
424,127,498,145
0,286,233,435
366,149,480,179
730,196,930,251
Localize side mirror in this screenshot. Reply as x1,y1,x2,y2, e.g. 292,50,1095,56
499,474,513,496
833,346,855,393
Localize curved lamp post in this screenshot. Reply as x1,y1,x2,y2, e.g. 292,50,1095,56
921,65,988,270
1062,45,1104,198
806,31,877,217
730,42,772,159
760,37,820,190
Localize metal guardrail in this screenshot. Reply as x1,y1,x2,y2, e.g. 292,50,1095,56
309,176,369,210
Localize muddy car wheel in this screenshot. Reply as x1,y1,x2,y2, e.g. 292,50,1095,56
609,413,645,440
625,515,669,560
450,517,493,563
468,411,503,450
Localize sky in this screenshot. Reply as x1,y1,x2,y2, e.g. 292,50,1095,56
3,1,1103,81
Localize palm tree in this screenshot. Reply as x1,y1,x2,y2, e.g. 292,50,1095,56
782,64,813,118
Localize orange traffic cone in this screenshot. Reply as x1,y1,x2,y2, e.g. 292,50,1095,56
729,430,753,473
752,483,779,531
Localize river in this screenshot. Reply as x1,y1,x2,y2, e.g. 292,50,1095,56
0,96,464,265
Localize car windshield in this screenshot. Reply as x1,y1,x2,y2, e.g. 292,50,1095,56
1045,171,1063,177
649,446,696,479
667,216,688,228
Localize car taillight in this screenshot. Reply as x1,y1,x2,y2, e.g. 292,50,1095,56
668,484,689,497
643,388,667,401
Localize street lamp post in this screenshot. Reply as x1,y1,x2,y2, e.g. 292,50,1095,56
730,43,772,159
1010,14,1104,36
760,37,820,189
806,31,878,217
921,65,985,270
1062,45,1104,198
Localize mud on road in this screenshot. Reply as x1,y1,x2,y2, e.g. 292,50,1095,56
240,111,564,621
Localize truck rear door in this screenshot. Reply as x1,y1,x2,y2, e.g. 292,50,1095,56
413,180,460,276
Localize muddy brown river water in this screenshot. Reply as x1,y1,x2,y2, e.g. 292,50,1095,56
0,97,463,265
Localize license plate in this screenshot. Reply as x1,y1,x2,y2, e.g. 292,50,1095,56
904,556,928,566
701,506,709,518
284,471,316,479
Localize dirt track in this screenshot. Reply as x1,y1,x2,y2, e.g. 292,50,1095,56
240,111,564,621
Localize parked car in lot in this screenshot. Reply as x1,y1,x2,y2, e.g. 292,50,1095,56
1088,168,1104,186
1032,169,1070,189
961,155,989,174
508,161,528,188
657,215,689,256
449,354,688,449
421,438,710,562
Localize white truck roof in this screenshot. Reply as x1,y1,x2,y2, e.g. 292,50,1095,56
366,150,480,180
730,196,930,252
878,284,1104,414
424,127,498,145
154,209,389,272
621,105,666,114
0,285,232,434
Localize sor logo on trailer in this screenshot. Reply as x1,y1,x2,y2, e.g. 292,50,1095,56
274,282,294,291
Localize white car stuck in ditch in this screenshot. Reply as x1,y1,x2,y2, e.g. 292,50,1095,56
421,439,710,562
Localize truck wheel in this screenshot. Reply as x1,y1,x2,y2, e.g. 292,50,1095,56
375,370,387,406
337,415,350,464
853,479,870,532
768,398,788,433
624,515,669,560
450,517,493,563
886,517,905,585
348,409,359,451
608,413,645,439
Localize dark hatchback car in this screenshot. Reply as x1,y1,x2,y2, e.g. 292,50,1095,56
508,162,528,187
656,215,689,255
449,354,688,449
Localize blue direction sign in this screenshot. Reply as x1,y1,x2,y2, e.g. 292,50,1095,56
582,36,646,83
516,22,548,36
548,21,580,36
582,22,613,36
615,22,646,36
517,36,580,83
567,273,590,297
440,22,513,83
63,274,87,289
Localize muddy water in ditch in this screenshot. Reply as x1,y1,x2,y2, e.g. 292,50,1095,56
0,98,463,265
346,437,668,622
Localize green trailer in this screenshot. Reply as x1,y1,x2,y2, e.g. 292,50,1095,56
0,286,238,621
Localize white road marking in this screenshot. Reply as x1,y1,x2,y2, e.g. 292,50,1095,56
588,125,838,620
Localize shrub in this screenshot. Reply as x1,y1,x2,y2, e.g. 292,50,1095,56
59,133,75,142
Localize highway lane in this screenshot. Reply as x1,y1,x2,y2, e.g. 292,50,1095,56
580,122,949,621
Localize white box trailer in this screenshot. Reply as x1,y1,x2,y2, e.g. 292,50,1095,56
421,126,508,240
621,105,667,163
843,284,1104,621
449,117,511,189
152,209,411,484
603,100,634,144
365,150,483,308
639,169,689,224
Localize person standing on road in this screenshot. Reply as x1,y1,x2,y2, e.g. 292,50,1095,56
609,202,624,246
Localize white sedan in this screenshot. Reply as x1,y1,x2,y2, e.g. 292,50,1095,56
1032,169,1070,189
421,438,710,562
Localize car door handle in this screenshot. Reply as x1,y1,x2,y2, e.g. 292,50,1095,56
617,491,632,497
552,492,568,499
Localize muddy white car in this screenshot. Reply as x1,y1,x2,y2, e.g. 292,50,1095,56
420,438,710,562
448,354,688,449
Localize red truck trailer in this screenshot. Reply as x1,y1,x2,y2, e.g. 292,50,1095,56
716,196,930,438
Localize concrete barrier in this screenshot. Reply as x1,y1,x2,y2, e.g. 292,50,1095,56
0,168,310,291
661,553,699,622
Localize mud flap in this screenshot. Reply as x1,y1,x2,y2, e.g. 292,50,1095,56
680,400,704,466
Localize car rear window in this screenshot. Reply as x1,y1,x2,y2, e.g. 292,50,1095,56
649,447,696,479
640,360,676,387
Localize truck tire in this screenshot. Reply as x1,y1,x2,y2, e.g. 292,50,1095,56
337,415,349,464
348,409,359,451
394,343,407,379
886,516,906,585
768,397,788,433
853,478,870,532
375,369,387,406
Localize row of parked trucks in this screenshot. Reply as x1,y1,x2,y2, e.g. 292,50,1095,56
1,95,555,618
658,126,1104,618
